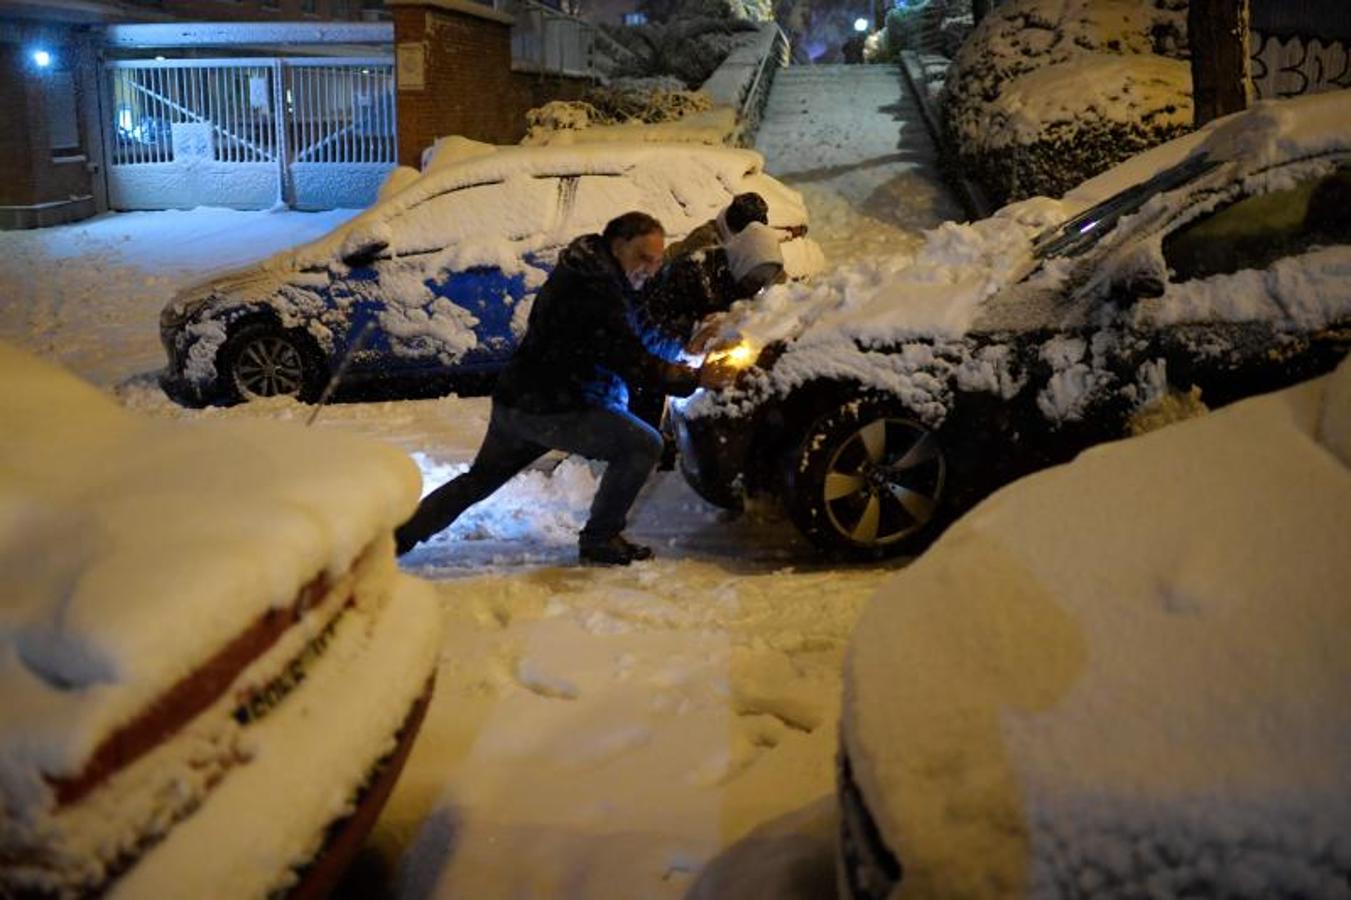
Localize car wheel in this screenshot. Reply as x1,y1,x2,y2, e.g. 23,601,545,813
784,400,947,558
219,323,324,403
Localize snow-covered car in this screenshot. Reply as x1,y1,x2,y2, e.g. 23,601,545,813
671,90,1351,558
158,142,821,406
0,342,440,898
837,356,1351,899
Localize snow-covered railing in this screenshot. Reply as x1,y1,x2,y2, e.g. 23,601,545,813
501,0,596,78
698,22,789,146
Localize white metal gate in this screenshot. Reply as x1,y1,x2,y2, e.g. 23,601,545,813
104,57,396,211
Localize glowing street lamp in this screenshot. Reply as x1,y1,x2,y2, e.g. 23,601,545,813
31,49,52,68
853,17,869,32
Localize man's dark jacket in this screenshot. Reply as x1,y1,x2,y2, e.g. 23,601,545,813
494,234,699,414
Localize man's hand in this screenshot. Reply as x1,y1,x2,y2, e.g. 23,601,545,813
687,314,731,354
698,360,738,391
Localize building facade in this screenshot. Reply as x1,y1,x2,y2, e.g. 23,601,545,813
0,0,381,228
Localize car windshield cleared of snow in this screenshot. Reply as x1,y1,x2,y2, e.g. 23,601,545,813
1163,165,1351,280
1032,153,1222,260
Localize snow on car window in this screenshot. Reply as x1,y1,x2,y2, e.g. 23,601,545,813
565,172,704,240
388,177,561,257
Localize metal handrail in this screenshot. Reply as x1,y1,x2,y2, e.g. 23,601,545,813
734,23,788,145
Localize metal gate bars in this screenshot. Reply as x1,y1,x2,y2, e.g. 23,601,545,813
104,56,396,211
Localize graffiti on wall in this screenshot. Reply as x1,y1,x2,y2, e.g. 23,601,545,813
1251,31,1351,99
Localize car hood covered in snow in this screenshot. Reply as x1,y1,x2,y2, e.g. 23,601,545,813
730,90,1351,353
840,356,1351,897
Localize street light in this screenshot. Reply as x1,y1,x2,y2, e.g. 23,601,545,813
853,17,869,32
32,49,52,68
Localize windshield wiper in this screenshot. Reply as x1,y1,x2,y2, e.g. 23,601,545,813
1033,153,1222,260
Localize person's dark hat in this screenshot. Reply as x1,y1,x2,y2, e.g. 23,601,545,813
724,193,770,234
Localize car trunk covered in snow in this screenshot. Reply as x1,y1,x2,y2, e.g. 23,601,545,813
0,343,441,898
840,356,1351,898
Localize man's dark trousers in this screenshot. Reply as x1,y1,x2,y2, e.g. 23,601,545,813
395,401,663,550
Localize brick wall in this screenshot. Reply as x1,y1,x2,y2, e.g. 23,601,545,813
392,1,591,166
0,43,39,207
0,34,96,226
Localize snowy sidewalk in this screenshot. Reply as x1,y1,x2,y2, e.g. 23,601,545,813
756,63,964,262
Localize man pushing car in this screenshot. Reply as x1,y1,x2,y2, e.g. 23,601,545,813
394,211,737,566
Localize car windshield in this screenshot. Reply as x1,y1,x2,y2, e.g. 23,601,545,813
1032,153,1221,261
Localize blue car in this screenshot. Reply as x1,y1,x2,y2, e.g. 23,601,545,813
158,142,821,405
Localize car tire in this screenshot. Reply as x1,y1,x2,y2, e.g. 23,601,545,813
783,399,948,559
218,322,326,404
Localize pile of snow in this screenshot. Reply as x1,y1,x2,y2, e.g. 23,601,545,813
944,0,1192,204
844,356,1351,896
0,342,438,897
0,341,421,778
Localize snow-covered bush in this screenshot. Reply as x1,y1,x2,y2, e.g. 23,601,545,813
944,0,1193,205
522,83,715,144
601,15,759,88
868,0,974,62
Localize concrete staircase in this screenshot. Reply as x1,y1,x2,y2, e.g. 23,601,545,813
755,64,922,176
753,64,963,260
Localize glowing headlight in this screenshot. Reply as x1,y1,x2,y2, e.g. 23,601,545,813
705,341,756,369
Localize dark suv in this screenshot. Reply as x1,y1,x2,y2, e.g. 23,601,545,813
671,93,1351,558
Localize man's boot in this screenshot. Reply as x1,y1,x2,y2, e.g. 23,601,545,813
579,533,654,566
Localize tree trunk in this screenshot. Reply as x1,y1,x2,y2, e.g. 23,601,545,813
972,0,992,25
1189,0,1252,127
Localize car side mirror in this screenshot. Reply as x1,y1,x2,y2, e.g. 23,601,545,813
338,220,393,269
1109,243,1168,300
341,239,388,268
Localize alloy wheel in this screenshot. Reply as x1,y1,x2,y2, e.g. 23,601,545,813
822,417,945,547
233,334,307,398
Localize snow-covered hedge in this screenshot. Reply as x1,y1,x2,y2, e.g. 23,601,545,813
520,82,730,146
944,0,1193,205
866,0,974,63
600,13,760,88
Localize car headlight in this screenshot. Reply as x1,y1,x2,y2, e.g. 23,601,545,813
704,340,757,369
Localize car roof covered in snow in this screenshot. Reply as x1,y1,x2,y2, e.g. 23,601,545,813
291,141,804,271
1064,89,1351,211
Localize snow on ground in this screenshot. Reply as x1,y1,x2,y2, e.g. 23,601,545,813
0,207,904,897
0,208,355,389
0,77,962,892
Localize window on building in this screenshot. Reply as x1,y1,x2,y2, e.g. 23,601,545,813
623,11,647,25
302,0,318,12
261,0,280,9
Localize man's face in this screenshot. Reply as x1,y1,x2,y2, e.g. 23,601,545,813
612,231,665,288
